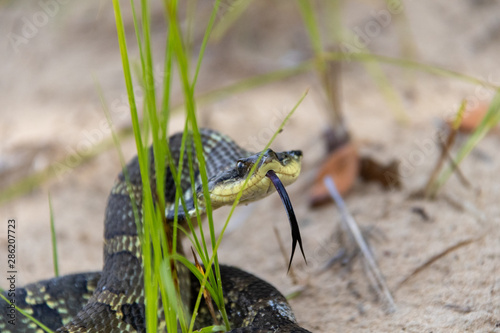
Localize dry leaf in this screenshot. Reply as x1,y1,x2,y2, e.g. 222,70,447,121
309,142,359,207
456,101,489,133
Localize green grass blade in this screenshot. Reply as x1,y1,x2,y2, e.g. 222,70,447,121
363,59,409,123
192,61,314,106
0,127,133,204
94,78,143,243
325,0,343,42
211,0,252,42
191,0,221,88
216,89,308,251
48,192,59,277
112,1,167,331
194,325,227,333
297,0,323,56
160,28,174,135
111,0,142,153
337,32,409,122
297,0,346,128
184,0,197,58
137,0,178,328
330,52,499,89
164,0,233,329
0,292,54,333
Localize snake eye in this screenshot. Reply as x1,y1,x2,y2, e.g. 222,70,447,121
236,160,247,175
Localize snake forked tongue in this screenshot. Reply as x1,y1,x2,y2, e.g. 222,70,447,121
266,170,307,272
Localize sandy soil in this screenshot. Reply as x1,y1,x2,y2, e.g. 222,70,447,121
1,1,499,332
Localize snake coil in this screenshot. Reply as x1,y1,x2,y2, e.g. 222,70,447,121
1,129,311,332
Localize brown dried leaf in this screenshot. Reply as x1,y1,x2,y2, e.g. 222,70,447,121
309,142,359,207
456,101,489,133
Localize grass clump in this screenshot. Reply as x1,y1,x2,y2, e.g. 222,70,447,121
112,0,237,331
111,1,309,331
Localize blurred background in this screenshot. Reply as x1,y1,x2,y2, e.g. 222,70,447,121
1,1,500,331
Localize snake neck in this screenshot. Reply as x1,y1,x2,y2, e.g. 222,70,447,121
69,129,251,330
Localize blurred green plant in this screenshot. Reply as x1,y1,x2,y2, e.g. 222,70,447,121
431,91,500,196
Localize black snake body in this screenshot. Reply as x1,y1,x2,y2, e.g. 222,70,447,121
0,129,311,332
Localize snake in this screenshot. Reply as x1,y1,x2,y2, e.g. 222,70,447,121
0,128,311,332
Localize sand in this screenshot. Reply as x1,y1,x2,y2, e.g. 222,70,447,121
1,1,499,332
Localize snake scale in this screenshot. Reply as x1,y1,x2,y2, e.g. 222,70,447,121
1,129,311,332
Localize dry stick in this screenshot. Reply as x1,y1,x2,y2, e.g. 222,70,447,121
321,57,351,151
422,133,451,198
437,135,473,190
424,101,466,198
273,226,299,285
396,237,480,290
324,176,396,313
322,57,344,128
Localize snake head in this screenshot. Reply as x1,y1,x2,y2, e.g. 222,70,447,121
198,148,302,209
195,148,307,269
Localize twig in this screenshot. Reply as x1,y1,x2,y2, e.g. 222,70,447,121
438,135,473,189
396,237,480,290
321,56,345,132
324,176,397,313
423,100,466,198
